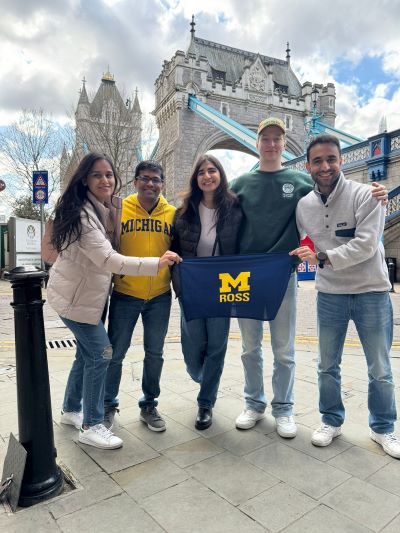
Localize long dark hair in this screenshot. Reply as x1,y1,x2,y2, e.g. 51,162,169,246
51,152,121,252
178,154,238,226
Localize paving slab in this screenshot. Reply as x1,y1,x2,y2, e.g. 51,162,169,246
239,481,318,531
0,505,60,532
53,438,102,478
321,477,400,532
244,441,351,499
46,471,123,519
141,478,265,533
326,444,391,479
163,437,223,468
282,504,372,533
56,493,164,533
210,427,272,456
367,460,400,497
382,514,400,533
187,450,279,505
111,455,189,501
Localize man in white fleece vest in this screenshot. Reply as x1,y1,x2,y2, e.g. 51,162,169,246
290,134,400,459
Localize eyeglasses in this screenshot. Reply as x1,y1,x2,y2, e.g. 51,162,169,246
136,176,163,184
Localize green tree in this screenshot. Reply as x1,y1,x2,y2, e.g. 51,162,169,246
10,194,50,221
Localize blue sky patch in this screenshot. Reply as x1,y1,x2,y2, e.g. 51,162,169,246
331,55,398,103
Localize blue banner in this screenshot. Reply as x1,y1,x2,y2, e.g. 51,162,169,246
179,252,295,321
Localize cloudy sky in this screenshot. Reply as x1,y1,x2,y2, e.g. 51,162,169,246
0,0,400,205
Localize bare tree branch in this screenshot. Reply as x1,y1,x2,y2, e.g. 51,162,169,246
0,109,65,199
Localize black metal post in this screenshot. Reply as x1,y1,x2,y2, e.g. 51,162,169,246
5,266,63,507
386,258,396,293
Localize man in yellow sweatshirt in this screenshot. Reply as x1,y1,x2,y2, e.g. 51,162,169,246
105,161,176,432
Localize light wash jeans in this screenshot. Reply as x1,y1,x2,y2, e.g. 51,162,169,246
317,291,396,434
179,300,230,408
61,317,112,427
105,290,172,409
238,273,297,417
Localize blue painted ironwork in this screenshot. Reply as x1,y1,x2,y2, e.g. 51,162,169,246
314,120,364,146
187,94,296,161
149,139,159,161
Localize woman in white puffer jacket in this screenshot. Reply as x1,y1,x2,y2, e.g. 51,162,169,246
47,153,180,450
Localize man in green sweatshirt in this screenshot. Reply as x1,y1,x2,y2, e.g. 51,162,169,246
230,117,312,438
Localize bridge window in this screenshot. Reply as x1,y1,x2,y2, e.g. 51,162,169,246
273,82,288,94
220,102,229,116
329,97,334,108
285,114,293,131
211,67,226,83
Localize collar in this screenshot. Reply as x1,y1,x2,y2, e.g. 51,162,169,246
313,172,346,203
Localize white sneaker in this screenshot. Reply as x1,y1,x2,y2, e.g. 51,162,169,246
60,410,83,429
79,423,123,449
235,409,265,429
370,430,400,459
312,424,341,447
276,416,297,438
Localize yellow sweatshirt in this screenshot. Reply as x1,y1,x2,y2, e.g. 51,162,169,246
113,193,176,300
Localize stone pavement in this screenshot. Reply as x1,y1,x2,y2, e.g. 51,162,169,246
0,278,400,532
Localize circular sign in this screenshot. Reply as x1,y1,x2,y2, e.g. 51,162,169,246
35,189,46,201
0,179,5,192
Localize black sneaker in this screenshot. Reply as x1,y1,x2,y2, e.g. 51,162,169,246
140,406,166,432
103,406,119,430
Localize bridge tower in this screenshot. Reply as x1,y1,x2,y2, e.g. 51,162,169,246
154,17,336,201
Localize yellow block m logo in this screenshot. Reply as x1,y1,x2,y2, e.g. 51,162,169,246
219,272,250,293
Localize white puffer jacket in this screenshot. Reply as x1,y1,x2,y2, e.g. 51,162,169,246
47,193,159,324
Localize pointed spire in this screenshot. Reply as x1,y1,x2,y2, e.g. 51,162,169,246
378,115,387,133
61,143,68,161
286,42,291,66
78,76,89,105
190,15,195,40
132,87,141,113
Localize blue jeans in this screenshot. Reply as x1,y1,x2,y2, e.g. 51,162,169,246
317,291,396,434
179,300,230,408
106,290,172,409
238,273,297,416
61,317,112,427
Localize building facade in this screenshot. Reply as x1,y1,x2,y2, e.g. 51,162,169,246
61,70,142,195
154,17,336,201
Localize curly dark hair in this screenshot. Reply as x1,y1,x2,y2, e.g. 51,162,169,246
178,154,238,227
51,152,121,252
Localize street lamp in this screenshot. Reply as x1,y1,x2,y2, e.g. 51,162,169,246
304,85,324,149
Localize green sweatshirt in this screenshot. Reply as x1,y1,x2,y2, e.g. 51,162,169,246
230,168,313,254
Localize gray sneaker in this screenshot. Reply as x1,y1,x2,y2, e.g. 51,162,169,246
103,407,119,430
140,406,166,432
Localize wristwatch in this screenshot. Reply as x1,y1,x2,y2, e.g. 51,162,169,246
316,251,328,269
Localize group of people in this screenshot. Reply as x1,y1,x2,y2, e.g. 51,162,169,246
45,116,400,459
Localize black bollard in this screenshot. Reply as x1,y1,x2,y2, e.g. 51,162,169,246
386,258,396,293
5,266,63,507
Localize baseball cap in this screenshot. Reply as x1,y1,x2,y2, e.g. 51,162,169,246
257,117,286,135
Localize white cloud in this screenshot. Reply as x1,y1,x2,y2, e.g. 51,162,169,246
0,0,400,158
